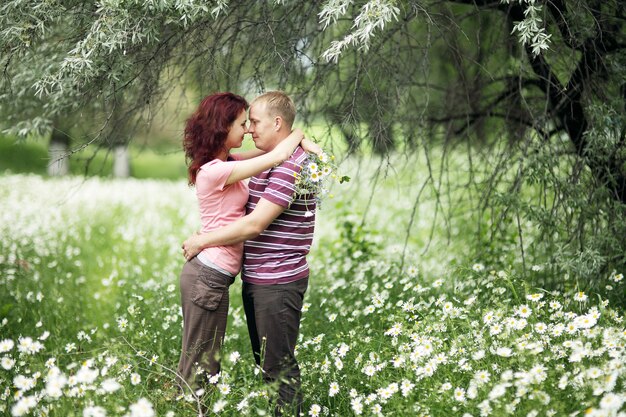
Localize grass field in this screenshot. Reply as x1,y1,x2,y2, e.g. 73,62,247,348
0,134,187,180
1,153,625,416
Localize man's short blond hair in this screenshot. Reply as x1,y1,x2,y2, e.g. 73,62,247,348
252,91,296,129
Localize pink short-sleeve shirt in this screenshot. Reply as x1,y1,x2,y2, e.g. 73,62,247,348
195,158,249,275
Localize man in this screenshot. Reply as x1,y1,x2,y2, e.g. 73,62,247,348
182,91,317,415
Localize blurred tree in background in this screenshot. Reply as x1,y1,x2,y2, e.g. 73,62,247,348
1,0,625,284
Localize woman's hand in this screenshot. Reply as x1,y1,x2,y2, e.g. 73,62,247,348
301,138,323,156
181,232,204,261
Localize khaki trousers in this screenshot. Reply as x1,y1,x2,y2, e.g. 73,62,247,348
177,257,234,389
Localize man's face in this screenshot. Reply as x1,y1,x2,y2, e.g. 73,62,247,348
247,102,276,151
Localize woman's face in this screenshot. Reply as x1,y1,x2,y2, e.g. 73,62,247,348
224,110,248,151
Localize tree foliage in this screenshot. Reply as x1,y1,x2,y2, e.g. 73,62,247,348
1,0,625,282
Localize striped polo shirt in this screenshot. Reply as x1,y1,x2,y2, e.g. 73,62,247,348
242,146,316,285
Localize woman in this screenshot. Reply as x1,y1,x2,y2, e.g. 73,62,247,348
177,92,317,389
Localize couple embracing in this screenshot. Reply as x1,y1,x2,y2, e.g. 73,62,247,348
177,91,320,416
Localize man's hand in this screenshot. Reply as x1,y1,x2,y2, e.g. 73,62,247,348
181,232,203,261
180,198,285,261
301,138,323,156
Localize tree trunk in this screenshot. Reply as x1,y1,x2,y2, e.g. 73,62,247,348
47,129,70,177
113,145,131,178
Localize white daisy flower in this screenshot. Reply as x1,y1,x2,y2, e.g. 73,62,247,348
2,356,15,370
229,351,241,363
101,378,121,393
526,293,543,302
218,383,231,395
129,398,155,417
496,347,513,357
130,373,141,385
515,304,532,318
454,387,466,402
0,339,14,353
309,404,322,416
83,405,107,417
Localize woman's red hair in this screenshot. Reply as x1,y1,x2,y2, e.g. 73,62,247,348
183,92,248,185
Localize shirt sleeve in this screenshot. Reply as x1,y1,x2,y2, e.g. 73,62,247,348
197,160,237,192
261,157,303,208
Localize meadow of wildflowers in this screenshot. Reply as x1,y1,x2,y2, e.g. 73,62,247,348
1,164,625,416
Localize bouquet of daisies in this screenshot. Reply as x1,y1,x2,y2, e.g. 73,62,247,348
294,151,349,209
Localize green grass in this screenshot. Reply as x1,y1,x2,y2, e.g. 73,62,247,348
0,136,49,175
130,148,187,180
0,134,188,180
1,170,625,416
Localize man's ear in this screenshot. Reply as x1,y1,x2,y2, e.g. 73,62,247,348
274,116,282,131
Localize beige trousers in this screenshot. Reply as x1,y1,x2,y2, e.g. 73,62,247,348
177,257,234,389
